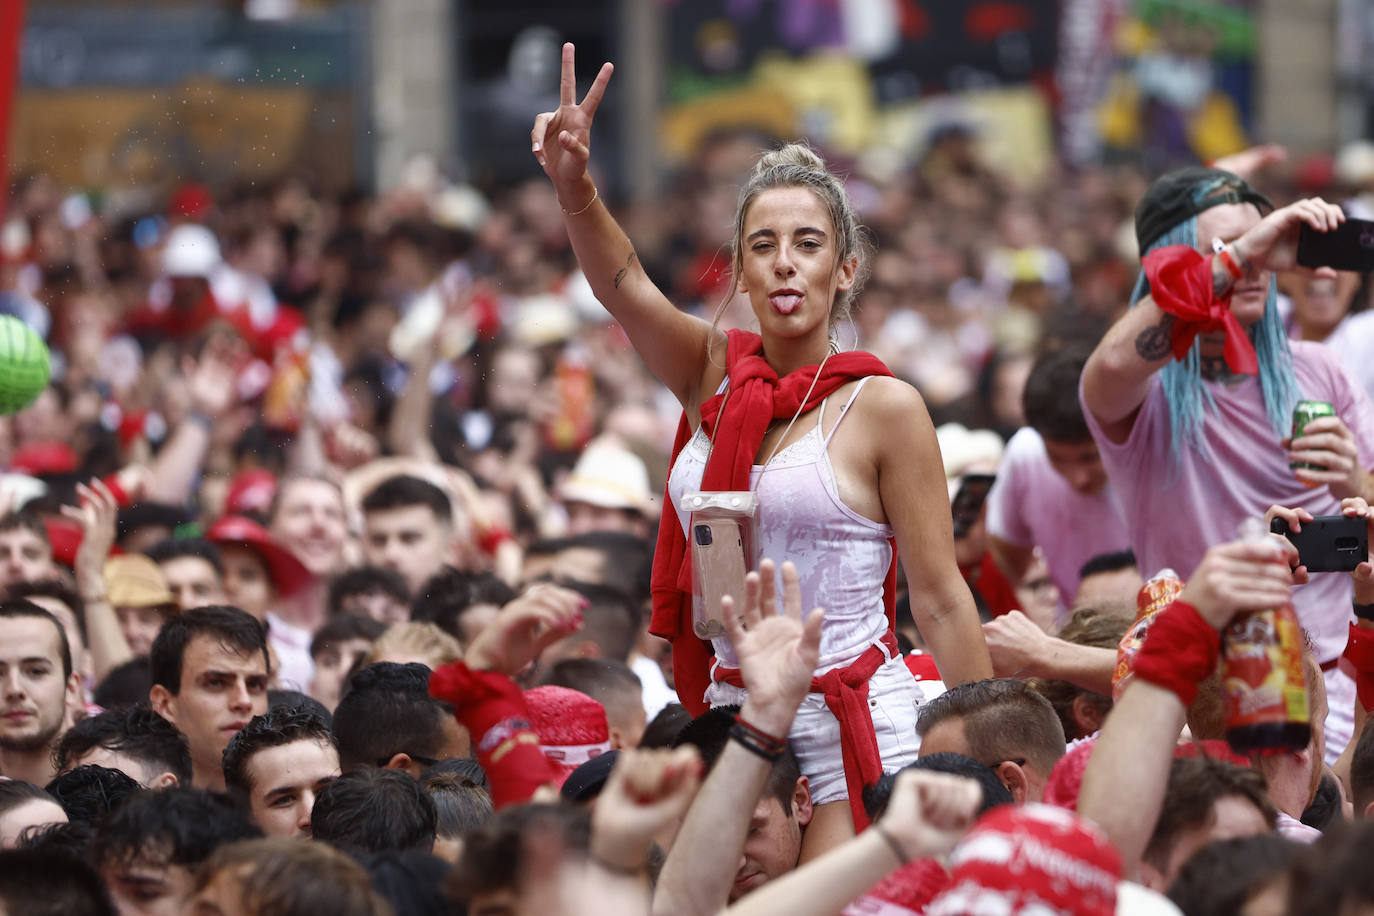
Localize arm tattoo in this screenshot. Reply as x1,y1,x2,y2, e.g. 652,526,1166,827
1134,314,1176,362
613,251,637,290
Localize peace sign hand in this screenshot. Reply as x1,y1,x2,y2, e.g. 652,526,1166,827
531,43,613,203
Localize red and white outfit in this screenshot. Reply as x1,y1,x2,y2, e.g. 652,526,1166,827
654,331,923,826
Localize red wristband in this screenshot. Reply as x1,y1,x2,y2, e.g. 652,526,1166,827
429,660,558,808
733,715,787,753
1142,245,1258,376
1131,600,1221,707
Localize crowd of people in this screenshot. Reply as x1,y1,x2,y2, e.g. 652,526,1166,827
5,39,1374,916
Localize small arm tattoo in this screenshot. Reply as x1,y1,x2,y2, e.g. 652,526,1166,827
613,251,637,290
1134,314,1176,362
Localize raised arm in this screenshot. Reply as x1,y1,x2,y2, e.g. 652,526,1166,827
1078,538,1295,876
61,479,132,681
722,770,979,916
983,609,1116,695
533,43,720,407
870,380,991,686
1082,197,1346,444
652,561,823,916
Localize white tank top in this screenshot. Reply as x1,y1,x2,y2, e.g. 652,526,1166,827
666,377,893,672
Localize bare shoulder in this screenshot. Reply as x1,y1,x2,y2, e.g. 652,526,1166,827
853,376,932,426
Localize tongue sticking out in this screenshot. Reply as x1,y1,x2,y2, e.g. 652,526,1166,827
771,293,802,315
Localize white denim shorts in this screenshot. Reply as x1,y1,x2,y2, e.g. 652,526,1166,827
706,652,923,805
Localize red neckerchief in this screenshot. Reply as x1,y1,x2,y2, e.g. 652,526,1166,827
1142,245,1258,375
649,329,895,715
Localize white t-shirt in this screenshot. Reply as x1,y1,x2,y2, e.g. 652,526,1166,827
985,427,1132,603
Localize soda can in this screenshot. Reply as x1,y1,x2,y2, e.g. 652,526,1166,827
1290,400,1335,472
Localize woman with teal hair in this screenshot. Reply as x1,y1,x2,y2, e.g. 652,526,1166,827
1081,165,1373,765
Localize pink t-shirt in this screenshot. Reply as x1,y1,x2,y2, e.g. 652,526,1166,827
1080,341,1374,664
985,427,1132,603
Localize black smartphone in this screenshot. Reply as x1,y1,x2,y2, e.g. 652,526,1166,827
951,473,996,539
1270,514,1369,572
1296,218,1374,272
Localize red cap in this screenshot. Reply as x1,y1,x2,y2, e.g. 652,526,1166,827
11,441,78,476
167,183,215,221
523,685,611,786
206,515,311,596
225,469,278,517
925,804,1122,916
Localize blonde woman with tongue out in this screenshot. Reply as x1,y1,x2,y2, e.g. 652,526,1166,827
532,44,991,858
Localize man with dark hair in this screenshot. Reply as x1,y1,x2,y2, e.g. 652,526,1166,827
308,614,386,713
361,475,461,592
863,752,1013,822
422,764,493,864
148,606,270,790
0,780,67,848
1140,755,1277,890
532,580,640,674
44,764,142,825
326,564,411,624
544,657,646,749
412,566,514,644
0,600,81,785
985,345,1132,604
521,530,654,605
91,787,260,916
0,847,116,916
1074,549,1143,608
144,537,227,612
331,662,467,775
221,705,340,839
670,705,813,902
54,705,192,787
915,677,1067,803
8,578,93,697
311,766,438,854
0,511,56,587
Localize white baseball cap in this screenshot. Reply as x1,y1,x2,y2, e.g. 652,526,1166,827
161,224,222,278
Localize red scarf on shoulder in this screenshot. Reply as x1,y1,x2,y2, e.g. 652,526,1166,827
649,329,896,715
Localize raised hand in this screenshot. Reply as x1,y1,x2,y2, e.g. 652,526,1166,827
183,333,245,420
723,559,824,735
464,582,586,675
61,478,120,589
1284,414,1367,498
1210,144,1287,182
1178,539,1297,631
878,769,981,861
1233,197,1345,275
591,746,703,872
531,43,613,206
982,609,1052,678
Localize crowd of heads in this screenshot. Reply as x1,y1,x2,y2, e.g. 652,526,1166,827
2,50,1374,913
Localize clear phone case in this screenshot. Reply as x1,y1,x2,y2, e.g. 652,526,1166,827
681,491,758,640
